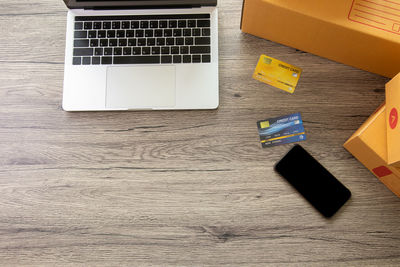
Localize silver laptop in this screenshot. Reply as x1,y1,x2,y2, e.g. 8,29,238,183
62,0,219,111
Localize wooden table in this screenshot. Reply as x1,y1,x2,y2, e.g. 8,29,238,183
1,0,399,265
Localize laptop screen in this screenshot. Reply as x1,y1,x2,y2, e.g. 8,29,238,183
64,0,217,9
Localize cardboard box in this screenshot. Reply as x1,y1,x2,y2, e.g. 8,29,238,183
241,0,400,78
386,73,400,167
344,104,400,197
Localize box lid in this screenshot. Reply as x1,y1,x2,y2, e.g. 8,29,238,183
386,72,400,167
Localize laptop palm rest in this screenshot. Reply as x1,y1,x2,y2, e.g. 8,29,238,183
106,65,176,109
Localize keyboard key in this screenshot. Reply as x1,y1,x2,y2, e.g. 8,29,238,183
104,48,112,56
137,38,146,46
72,57,81,65
109,39,118,46
122,21,130,29
142,47,151,55
184,37,193,45
183,55,191,63
197,20,210,27
98,30,107,38
169,20,177,28
112,21,121,29
190,46,210,54
147,38,156,46
140,21,149,28
183,29,191,36
154,29,163,37
166,38,174,46
161,47,170,55
193,28,201,36
178,20,187,28
107,30,116,38
95,48,103,56
88,31,97,38
93,22,102,29
145,30,154,37
171,46,179,54
103,22,111,29
161,55,172,63
188,20,196,27
202,54,211,63
123,47,132,55
128,39,137,46
75,22,83,30
90,39,99,47
82,57,91,65
92,57,101,65
74,31,87,38
104,48,113,55
114,56,160,64
119,39,127,46
173,55,182,63
84,22,92,30
126,30,135,37
164,29,172,37
101,56,112,64
74,39,89,47
173,29,182,37
202,28,210,36
113,47,122,55
100,39,108,47
176,38,184,45
116,30,125,38
195,37,210,45
180,46,189,54
135,30,144,37
132,47,141,55
151,47,160,55
192,55,201,63
156,38,165,46
150,21,158,28
159,21,168,28
131,21,140,29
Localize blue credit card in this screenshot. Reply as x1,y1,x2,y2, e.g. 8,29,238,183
257,113,306,148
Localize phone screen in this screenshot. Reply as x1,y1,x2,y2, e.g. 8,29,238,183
275,145,351,217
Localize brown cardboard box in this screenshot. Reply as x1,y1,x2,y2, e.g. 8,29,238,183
344,104,400,197
241,0,400,78
386,73,400,167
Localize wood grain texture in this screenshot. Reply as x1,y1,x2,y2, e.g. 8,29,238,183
0,0,399,266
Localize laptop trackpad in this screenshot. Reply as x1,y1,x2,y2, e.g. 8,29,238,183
106,66,176,109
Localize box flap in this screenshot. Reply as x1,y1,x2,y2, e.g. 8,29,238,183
386,72,400,167
344,102,386,148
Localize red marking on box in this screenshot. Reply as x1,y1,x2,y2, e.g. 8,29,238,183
348,0,400,35
389,107,398,129
373,166,393,177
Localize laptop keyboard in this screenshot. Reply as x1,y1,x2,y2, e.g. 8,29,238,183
72,14,211,65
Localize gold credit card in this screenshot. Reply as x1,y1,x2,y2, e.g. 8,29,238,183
253,54,302,93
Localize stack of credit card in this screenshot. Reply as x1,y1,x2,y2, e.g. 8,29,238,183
257,113,306,148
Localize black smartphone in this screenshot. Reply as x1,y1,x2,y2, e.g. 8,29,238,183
274,145,351,217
